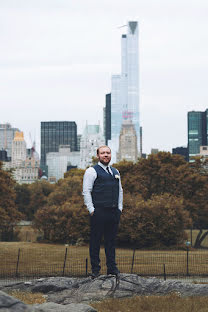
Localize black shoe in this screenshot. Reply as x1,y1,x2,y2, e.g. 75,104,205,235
107,268,120,276
91,271,100,279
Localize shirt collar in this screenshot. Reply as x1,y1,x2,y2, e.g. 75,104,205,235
98,161,110,170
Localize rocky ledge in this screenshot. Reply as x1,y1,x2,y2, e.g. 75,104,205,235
1,274,208,311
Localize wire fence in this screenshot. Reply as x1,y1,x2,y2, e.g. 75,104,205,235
1,246,208,285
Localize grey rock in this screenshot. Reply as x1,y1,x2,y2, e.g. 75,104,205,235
1,277,85,294
2,274,208,311
46,274,208,304
30,277,84,294
0,290,32,311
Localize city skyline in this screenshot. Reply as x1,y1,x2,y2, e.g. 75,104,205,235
1,0,208,155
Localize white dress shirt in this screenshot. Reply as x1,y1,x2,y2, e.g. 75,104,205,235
83,161,123,214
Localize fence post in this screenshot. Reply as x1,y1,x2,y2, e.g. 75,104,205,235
62,247,68,276
163,264,166,281
185,241,191,276
130,249,136,274
186,247,189,276
85,258,88,277
190,228,193,247
16,248,21,277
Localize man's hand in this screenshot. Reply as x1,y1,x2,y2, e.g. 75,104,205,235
90,211,94,216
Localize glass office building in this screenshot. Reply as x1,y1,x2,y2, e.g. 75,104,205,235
188,110,208,160
46,145,80,181
109,21,139,163
41,121,77,168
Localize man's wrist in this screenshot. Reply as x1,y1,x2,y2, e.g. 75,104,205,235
89,207,95,214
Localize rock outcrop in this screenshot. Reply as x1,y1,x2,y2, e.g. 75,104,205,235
1,274,208,311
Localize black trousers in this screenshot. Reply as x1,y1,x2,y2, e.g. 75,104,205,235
89,207,121,273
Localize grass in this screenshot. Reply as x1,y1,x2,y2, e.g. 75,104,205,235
2,237,208,311
1,242,208,278
91,294,208,312
7,290,46,305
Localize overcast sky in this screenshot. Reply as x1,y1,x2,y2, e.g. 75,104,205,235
1,0,208,155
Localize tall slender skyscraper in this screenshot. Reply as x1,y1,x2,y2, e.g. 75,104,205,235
109,21,139,163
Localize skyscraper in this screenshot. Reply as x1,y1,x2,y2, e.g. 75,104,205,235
4,131,40,184
172,146,188,162
46,145,80,181
117,120,138,162
80,124,105,169
188,109,208,160
12,131,26,167
41,121,77,169
103,93,111,145
109,21,139,163
0,123,20,158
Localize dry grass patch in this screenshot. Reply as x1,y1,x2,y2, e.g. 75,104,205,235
1,242,208,277
7,290,46,305
91,294,208,312
6,291,208,311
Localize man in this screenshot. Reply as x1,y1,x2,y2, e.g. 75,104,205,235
83,145,123,278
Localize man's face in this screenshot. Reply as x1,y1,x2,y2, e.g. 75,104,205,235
97,147,111,165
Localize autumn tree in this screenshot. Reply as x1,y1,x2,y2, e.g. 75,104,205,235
32,153,208,248
118,193,191,248
27,180,55,219
15,183,31,219
115,152,188,199
0,162,22,240
35,202,89,243
116,152,208,247
34,169,89,243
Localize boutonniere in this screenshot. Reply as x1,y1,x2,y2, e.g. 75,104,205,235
115,174,120,179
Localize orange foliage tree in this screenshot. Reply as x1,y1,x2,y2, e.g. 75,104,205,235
0,162,22,240
34,169,89,243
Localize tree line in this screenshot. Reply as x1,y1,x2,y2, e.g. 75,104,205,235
0,152,208,248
